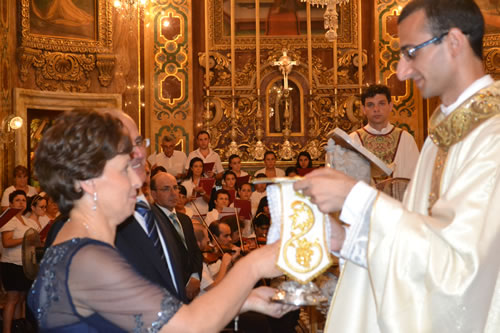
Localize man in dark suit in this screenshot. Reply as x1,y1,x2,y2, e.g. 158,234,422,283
113,111,188,302
150,172,203,301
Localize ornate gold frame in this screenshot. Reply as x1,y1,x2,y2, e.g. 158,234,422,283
208,0,359,50
19,0,113,54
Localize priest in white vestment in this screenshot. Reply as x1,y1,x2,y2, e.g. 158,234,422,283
295,1,500,332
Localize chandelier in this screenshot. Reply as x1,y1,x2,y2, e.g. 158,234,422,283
300,0,350,42
113,0,149,20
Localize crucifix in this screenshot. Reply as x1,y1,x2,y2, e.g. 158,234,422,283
273,50,297,91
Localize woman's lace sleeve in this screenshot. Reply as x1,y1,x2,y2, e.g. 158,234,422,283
68,243,182,332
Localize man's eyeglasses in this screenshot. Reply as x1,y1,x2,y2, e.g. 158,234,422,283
157,185,180,192
134,137,150,148
400,32,448,60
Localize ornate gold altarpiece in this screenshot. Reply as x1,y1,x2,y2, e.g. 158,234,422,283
194,0,367,164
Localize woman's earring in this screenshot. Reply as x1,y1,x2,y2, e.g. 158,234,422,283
92,191,98,211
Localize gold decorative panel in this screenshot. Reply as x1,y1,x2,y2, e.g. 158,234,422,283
17,0,115,91
208,0,360,50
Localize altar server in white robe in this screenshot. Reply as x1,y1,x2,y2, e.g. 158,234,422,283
349,84,419,182
295,1,500,332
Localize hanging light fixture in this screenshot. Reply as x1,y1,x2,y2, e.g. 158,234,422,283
113,0,149,20
301,0,350,41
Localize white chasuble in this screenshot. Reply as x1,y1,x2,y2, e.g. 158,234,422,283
326,81,500,333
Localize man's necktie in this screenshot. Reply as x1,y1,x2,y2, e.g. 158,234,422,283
135,202,165,261
168,212,187,248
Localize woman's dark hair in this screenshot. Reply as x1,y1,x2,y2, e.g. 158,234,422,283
177,184,187,196
228,154,240,170
185,157,204,180
255,196,268,217
25,194,47,215
34,109,133,215
13,165,28,177
151,166,167,178
264,151,276,159
223,170,237,182
9,190,27,204
296,151,313,168
285,166,298,176
253,212,270,228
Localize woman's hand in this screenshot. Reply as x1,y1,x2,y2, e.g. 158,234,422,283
242,241,282,279
240,287,298,317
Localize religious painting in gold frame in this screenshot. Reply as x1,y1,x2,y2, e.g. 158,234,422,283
19,0,113,53
265,76,305,137
209,0,359,50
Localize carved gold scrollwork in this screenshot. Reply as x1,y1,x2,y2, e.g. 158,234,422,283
96,54,116,87
17,47,41,82
485,48,500,79
32,52,96,92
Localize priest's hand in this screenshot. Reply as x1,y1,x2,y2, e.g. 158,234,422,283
293,167,356,214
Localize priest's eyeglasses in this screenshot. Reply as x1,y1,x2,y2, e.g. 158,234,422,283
400,32,449,60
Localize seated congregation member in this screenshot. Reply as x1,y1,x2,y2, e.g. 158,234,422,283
251,173,267,217
228,154,249,178
295,151,313,169
148,134,187,180
1,190,40,333
186,131,224,179
181,157,211,217
150,171,203,301
141,161,155,205
231,183,253,236
209,170,237,210
255,151,285,178
25,194,50,233
175,185,194,218
44,195,60,222
1,165,38,212
285,166,298,177
206,189,230,225
150,165,167,178
237,183,252,201
253,213,270,242
29,109,293,332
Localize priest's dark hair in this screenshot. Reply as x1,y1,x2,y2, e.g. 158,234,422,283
34,109,133,215
398,0,484,60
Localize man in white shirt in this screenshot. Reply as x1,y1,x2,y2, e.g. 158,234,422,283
350,84,420,181
295,1,500,332
186,131,224,179
147,135,187,180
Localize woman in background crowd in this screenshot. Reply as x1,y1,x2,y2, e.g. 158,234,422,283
228,154,249,178
181,157,211,216
1,190,39,333
255,151,285,178
1,166,38,212
295,151,313,169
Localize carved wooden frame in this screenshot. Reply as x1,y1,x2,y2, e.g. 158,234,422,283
17,0,115,90
208,0,359,50
19,0,112,53
13,88,122,167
